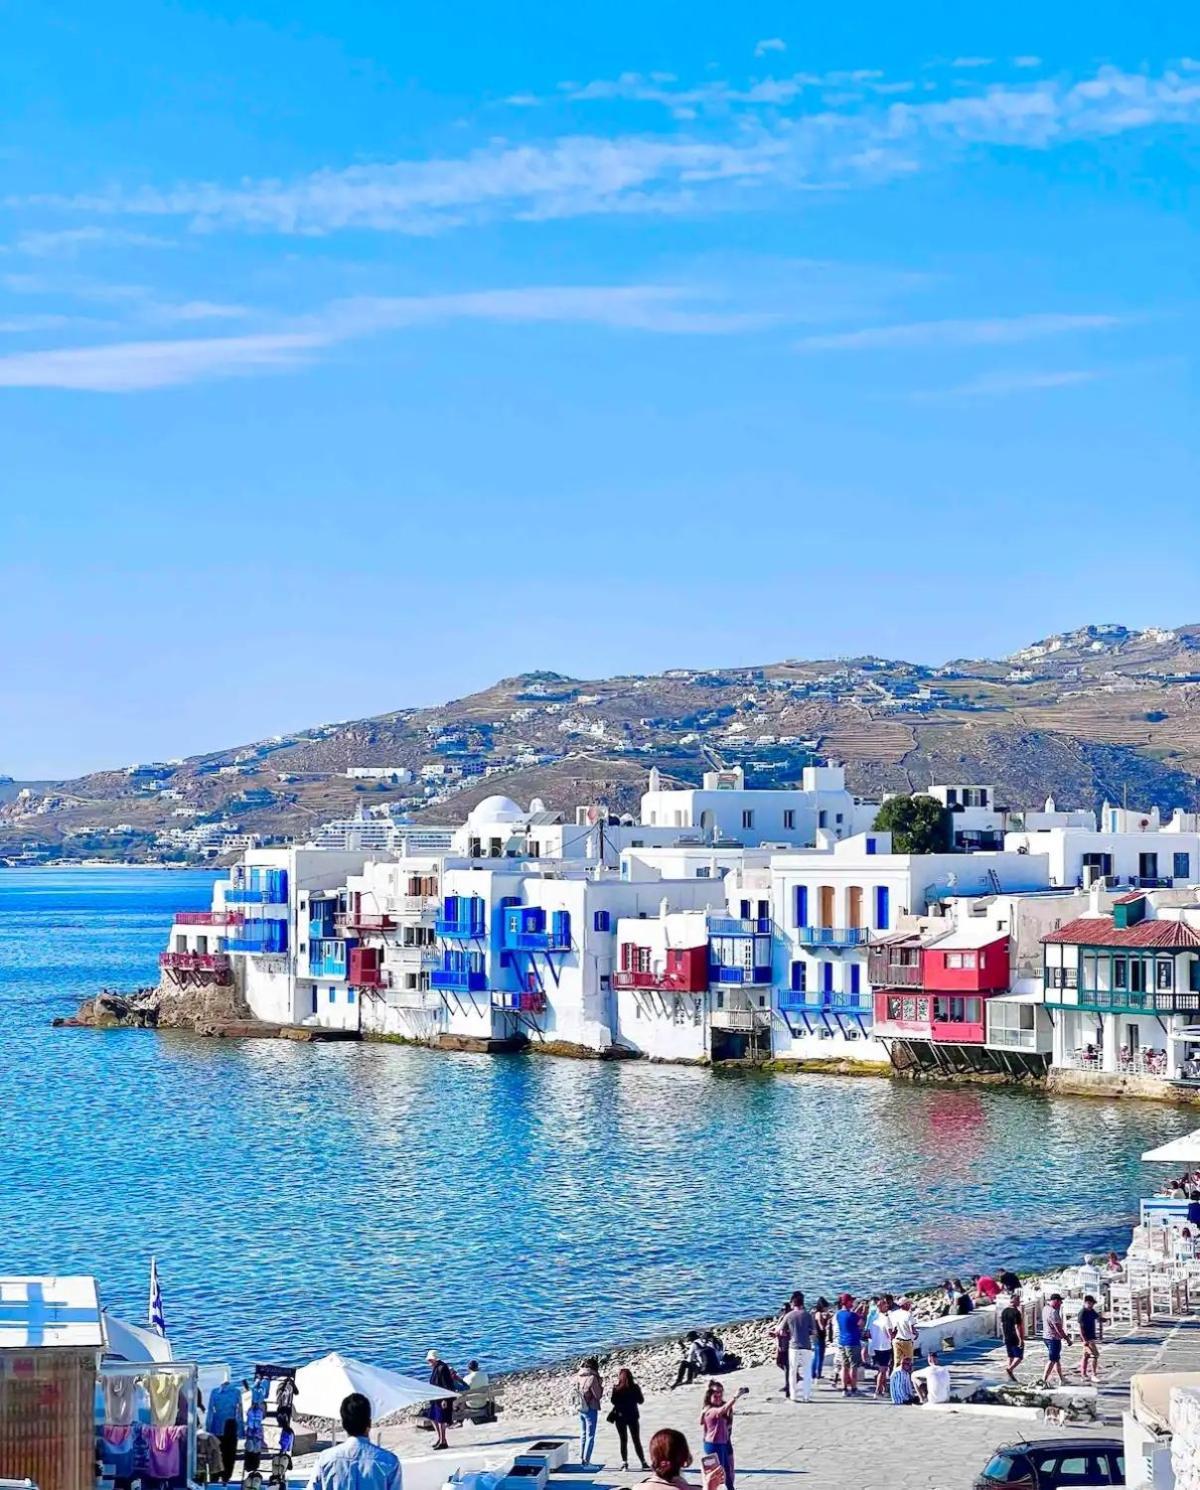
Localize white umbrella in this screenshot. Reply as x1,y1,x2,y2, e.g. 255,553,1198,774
293,1352,459,1425
1142,1130,1200,1163
102,1309,174,1363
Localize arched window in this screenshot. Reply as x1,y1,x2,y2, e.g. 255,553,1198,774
847,886,863,928
818,885,835,928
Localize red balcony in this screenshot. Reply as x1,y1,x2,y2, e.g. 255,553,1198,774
616,944,709,993
348,946,387,988
174,911,244,927
160,951,232,974
922,935,1009,993
341,912,397,934
873,990,933,1039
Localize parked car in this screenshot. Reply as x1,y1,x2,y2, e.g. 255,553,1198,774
974,1439,1125,1489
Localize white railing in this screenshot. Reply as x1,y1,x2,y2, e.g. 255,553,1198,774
710,1008,772,1031
387,990,442,1011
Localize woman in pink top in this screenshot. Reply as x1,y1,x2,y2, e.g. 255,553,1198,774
700,1381,748,1489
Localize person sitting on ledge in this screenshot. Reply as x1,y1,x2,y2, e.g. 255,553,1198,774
670,1333,706,1389
913,1350,952,1405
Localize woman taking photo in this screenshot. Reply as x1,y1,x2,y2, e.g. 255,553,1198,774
610,1368,649,1472
700,1380,748,1490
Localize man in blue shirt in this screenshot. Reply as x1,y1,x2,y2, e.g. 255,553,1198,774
307,1394,402,1490
833,1293,862,1397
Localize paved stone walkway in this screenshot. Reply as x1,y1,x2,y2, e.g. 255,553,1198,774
348,1312,1200,1489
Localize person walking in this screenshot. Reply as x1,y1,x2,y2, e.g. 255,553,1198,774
1041,1292,1070,1387
833,1293,862,1397
425,1351,463,1452
636,1428,692,1490
609,1368,648,1473
574,1356,603,1467
700,1380,748,1490
305,1393,401,1490
781,1291,815,1403
1000,1293,1026,1382
1078,1295,1103,1383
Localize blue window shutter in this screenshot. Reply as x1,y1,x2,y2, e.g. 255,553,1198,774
866,837,877,856
795,885,808,928
821,962,833,994
850,964,861,995
347,989,355,1004
875,886,890,930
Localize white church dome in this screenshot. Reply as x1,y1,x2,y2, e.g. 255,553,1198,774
467,794,525,825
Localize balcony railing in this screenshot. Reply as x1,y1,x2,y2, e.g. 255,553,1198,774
225,923,288,954
780,991,870,1015
502,929,572,952
174,910,244,927
430,967,487,993
795,927,870,948
399,894,438,917
309,938,350,978
709,915,773,936
393,946,439,968
492,991,546,1013
929,1020,986,1045
710,964,773,986
868,958,922,988
710,1008,772,1031
225,886,286,906
340,912,397,934
1044,986,1200,1015
388,990,442,1011
435,917,486,940
160,952,231,973
614,969,708,993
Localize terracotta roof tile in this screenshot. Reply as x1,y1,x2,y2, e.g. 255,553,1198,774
1042,916,1200,949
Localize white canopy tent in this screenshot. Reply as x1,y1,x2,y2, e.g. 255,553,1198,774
1142,1131,1200,1163
101,1309,174,1363
294,1352,459,1425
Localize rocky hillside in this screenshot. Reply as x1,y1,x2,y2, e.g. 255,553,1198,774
8,622,1200,861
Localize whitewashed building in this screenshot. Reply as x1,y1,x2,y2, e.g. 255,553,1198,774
639,764,877,845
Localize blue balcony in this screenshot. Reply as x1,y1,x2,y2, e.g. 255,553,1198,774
794,927,870,948
225,919,288,954
500,906,571,953
310,937,353,979
710,963,774,986
709,915,773,936
780,990,870,1015
435,895,486,940
225,868,288,905
431,965,487,993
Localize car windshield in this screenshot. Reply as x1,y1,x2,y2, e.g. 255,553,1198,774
982,1455,1016,1480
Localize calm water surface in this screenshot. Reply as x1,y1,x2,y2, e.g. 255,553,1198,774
0,868,1189,1374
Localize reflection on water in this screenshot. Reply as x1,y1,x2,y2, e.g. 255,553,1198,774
0,869,1190,1373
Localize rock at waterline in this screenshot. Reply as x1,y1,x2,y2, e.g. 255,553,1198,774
54,979,255,1032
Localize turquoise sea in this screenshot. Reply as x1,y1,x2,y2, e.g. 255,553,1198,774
0,867,1189,1375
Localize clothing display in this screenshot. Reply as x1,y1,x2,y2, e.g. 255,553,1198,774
104,1375,137,1427
147,1373,185,1428
146,1425,185,1480
97,1366,198,1490
205,1380,245,1437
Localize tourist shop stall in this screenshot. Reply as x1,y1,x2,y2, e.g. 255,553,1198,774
96,1359,199,1490
0,1274,104,1490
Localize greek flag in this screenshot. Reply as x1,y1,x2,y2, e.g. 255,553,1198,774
148,1258,166,1338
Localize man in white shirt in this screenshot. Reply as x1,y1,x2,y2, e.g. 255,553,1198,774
888,1298,917,1370
307,1394,402,1490
913,1350,952,1405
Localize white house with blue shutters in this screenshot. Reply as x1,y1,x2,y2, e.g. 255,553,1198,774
769,832,1051,1062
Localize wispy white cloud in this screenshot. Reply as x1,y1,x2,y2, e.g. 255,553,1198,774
917,367,1101,398
0,282,774,392
0,331,326,391
11,65,1200,238
797,311,1126,351
1013,56,1042,69
9,226,172,257
754,38,787,58
951,57,994,69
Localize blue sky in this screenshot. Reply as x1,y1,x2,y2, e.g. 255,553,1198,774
2,1,1199,776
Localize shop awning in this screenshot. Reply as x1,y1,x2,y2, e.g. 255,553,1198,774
1142,1130,1200,1163
293,1351,459,1424
102,1309,174,1363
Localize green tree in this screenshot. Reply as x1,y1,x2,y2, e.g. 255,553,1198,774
872,793,953,854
